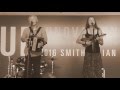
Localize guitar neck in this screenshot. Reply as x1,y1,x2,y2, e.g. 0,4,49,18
98,34,106,37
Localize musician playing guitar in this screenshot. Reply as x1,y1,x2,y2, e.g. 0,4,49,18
21,15,47,78
76,16,105,78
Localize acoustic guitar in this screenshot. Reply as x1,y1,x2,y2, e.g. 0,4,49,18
81,34,106,47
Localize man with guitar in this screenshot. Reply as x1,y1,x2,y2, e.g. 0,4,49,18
21,15,47,78
76,16,106,78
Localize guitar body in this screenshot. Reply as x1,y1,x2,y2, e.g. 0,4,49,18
81,34,106,47
81,38,92,47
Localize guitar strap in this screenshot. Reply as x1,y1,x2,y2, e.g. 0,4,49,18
29,27,41,37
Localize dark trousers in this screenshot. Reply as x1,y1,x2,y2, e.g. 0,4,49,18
24,55,41,78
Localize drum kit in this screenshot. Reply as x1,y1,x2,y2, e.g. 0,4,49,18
4,56,25,78
4,56,56,78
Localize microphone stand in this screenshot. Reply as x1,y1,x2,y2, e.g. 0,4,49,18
26,22,34,78
26,35,32,78
92,26,95,53
51,56,54,75
48,56,56,78
91,24,95,77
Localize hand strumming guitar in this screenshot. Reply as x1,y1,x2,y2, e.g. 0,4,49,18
85,41,92,46
81,34,106,47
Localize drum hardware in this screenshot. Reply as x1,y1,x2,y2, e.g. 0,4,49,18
48,56,56,78
51,56,54,75
31,64,34,77
12,64,16,78
4,56,15,78
10,59,17,77
16,57,25,64
15,64,25,78
40,60,48,75
15,57,25,78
